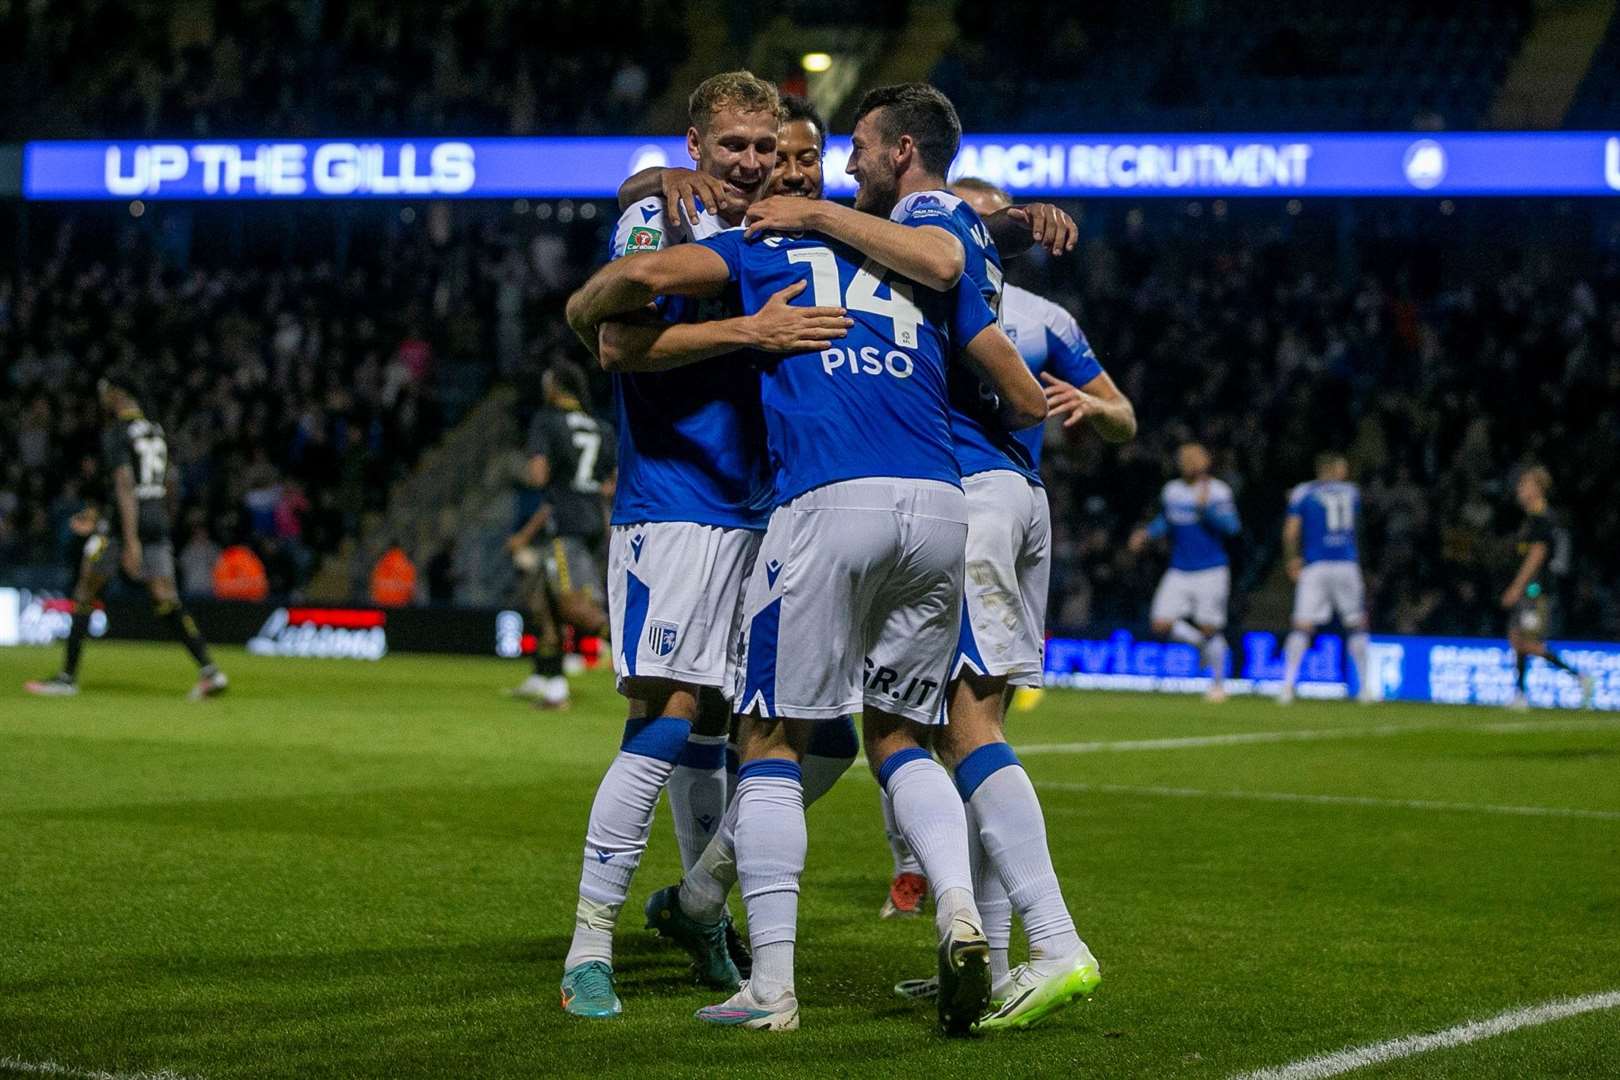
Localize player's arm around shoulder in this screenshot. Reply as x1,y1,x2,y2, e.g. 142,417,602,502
984,203,1079,259
567,243,732,360
747,197,965,291
963,324,1046,429
617,167,738,228
597,280,850,374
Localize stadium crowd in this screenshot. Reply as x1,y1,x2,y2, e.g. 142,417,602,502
0,216,456,596
1019,206,1620,640
5,202,1617,639
0,0,686,140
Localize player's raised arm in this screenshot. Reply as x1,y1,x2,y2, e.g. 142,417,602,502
744,196,965,292
984,203,1079,259
1202,488,1242,537
961,324,1047,430
1039,371,1136,442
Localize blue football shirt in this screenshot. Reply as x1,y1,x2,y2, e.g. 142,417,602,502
604,197,773,530
697,225,996,505
1148,478,1241,571
1288,480,1360,564
887,190,1040,484
1001,284,1104,471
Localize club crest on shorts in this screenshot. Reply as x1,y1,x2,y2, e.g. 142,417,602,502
647,620,679,658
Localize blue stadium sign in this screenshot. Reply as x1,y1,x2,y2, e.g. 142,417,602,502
1043,629,1619,711
21,132,1620,200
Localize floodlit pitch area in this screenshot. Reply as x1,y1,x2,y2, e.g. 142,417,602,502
3,643,1617,1080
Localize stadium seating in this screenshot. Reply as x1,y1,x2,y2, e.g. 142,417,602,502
940,1,1534,133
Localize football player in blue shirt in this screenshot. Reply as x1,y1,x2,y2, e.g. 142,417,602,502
881,174,1134,1029
556,72,856,1022
1279,453,1374,704
1130,443,1242,702
566,88,1045,1033
628,92,1099,1010
626,93,866,1004
743,92,1130,1026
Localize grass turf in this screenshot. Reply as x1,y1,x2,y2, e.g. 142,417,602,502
1,642,1616,1079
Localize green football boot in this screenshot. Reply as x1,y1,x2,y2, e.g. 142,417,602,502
560,961,622,1019
644,884,741,990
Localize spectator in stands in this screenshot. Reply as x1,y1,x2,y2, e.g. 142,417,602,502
370,544,418,608
214,544,270,603
179,520,222,600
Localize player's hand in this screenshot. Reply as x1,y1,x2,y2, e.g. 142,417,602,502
121,540,143,580
1500,586,1522,610
1196,479,1211,508
1287,556,1304,583
1040,372,1100,429
1128,527,1149,554
743,196,824,239
658,168,739,228
746,280,852,353
1005,203,1078,256
503,533,525,556
69,509,98,537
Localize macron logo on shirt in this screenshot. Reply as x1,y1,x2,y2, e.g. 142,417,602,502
641,206,659,222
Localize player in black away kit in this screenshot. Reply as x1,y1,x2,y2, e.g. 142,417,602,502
508,360,615,710
1500,466,1592,710
26,380,228,701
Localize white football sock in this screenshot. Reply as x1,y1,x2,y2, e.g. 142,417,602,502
680,720,854,925
680,796,737,924
1169,619,1207,647
733,761,806,1004
1282,629,1310,693
881,789,923,876
959,743,1080,972
880,749,979,937
565,715,691,970
668,733,728,872
1205,634,1230,689
1347,631,1371,697
967,802,1012,987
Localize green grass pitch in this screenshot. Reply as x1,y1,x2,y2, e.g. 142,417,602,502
2,642,1617,1079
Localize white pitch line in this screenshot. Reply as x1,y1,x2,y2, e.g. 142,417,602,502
1041,781,1620,821
0,1059,199,1080
1231,989,1620,1080
1017,714,1620,756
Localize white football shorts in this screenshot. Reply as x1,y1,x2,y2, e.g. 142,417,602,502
953,470,1050,688
1150,566,1230,630
1292,560,1366,629
735,478,966,726
607,521,761,697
